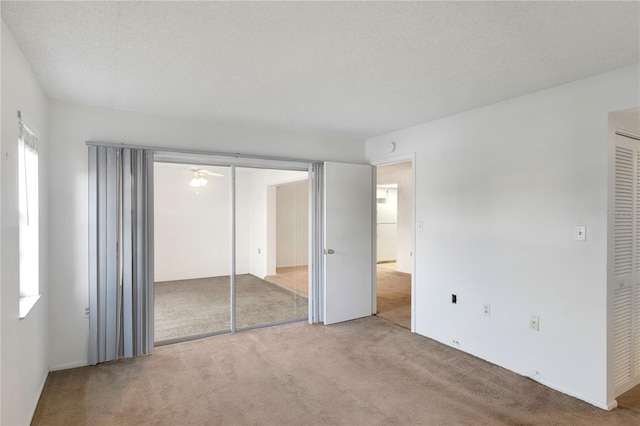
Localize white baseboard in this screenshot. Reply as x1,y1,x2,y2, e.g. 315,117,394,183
49,360,88,371
27,372,48,425
420,332,612,411
27,361,89,423
273,264,308,269
529,375,611,411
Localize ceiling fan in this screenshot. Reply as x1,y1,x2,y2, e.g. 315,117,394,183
189,167,223,188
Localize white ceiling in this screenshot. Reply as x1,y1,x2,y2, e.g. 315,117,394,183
2,1,638,140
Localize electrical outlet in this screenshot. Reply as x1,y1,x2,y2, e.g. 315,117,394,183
452,339,460,346
84,307,90,317
483,303,491,316
530,314,540,331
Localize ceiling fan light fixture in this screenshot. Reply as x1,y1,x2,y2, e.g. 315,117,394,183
189,167,222,188
190,176,208,187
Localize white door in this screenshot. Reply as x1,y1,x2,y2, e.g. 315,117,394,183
324,162,373,325
611,133,640,397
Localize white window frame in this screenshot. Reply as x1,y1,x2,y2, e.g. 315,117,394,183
18,113,40,318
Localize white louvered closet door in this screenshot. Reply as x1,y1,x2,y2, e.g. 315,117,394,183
612,134,640,397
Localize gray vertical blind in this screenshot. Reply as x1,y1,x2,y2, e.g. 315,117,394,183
88,146,154,364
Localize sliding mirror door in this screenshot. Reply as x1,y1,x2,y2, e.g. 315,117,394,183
234,167,310,329
153,162,232,343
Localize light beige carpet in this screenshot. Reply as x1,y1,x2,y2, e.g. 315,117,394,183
376,262,411,329
33,316,640,425
155,274,307,342
618,384,640,413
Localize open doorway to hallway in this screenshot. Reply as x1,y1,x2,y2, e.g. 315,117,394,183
376,161,412,329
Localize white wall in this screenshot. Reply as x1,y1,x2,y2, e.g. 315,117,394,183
276,180,309,268
154,164,297,283
235,169,253,276
395,166,413,273
1,20,49,425
366,64,640,409
154,164,308,282
245,169,308,278
154,163,238,282
47,100,357,370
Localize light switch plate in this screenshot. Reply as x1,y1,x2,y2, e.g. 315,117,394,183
574,225,586,241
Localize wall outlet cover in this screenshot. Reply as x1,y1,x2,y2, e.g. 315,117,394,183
530,314,540,331
483,303,491,316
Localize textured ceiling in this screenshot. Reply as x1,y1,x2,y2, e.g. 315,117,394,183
2,1,638,139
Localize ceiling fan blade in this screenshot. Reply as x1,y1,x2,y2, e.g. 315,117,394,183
202,170,224,177
190,167,223,177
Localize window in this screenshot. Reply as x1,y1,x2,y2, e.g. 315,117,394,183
18,112,40,318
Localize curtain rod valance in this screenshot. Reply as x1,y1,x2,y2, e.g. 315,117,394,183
86,141,323,165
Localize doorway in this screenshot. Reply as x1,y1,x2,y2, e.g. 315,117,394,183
375,161,413,329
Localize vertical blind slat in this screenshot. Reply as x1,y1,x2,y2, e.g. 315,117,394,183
88,147,99,365
121,150,134,358
97,147,108,363
105,148,119,361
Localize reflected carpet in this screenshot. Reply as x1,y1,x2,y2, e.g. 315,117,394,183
154,274,307,342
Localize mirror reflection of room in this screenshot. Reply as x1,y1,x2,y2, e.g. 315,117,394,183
153,163,309,343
